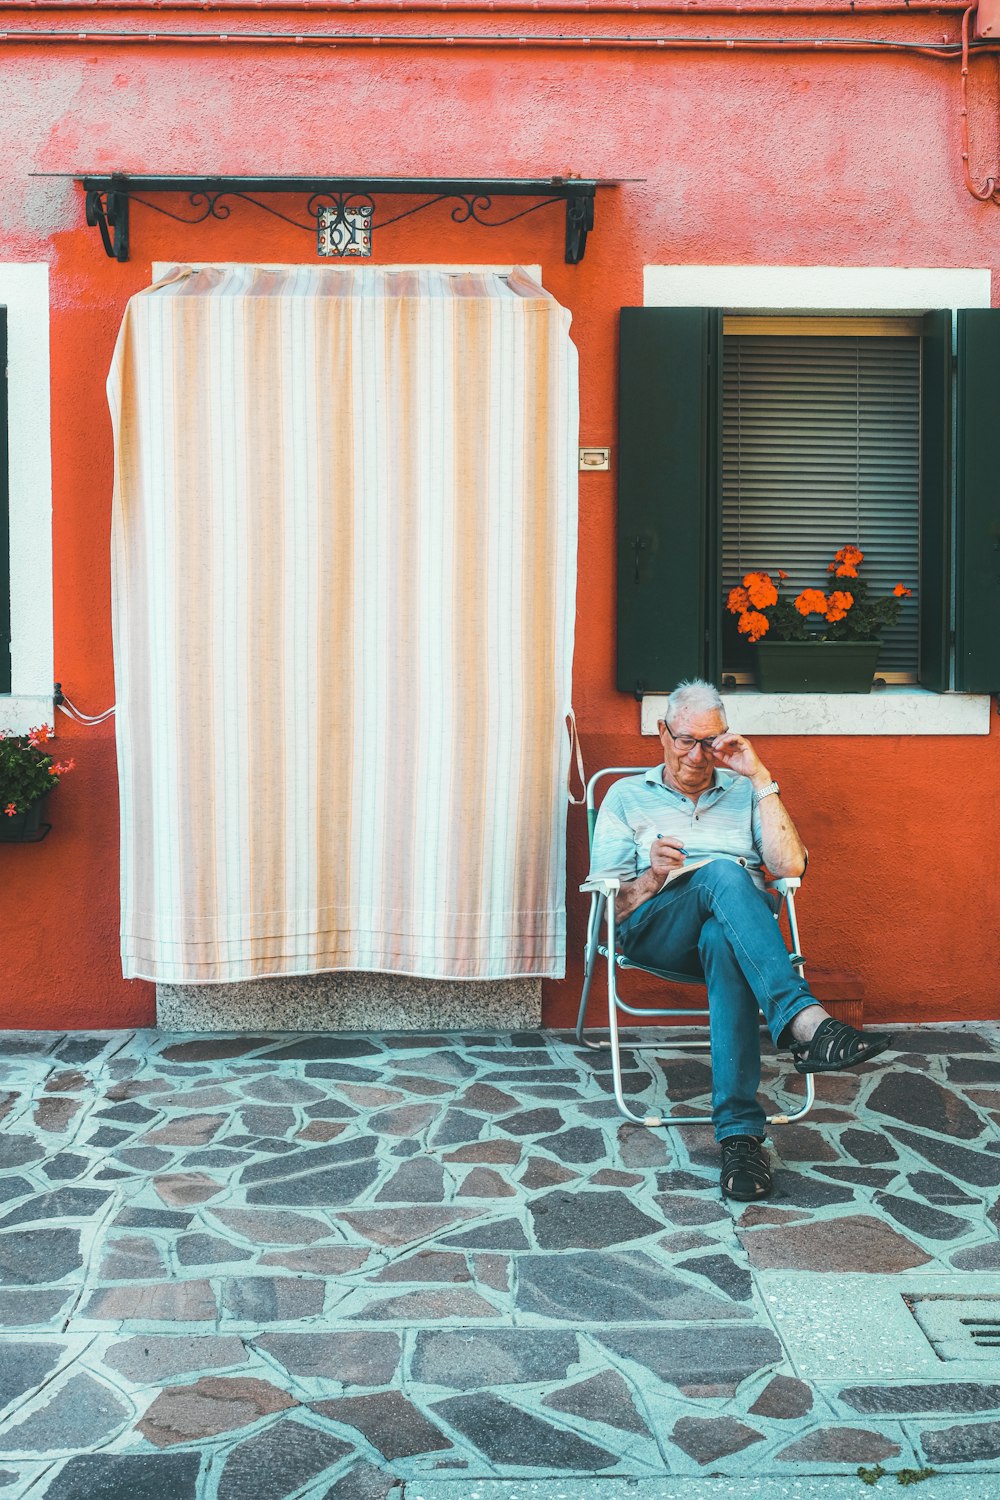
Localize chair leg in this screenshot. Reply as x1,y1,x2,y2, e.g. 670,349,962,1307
603,899,666,1128
576,893,611,1052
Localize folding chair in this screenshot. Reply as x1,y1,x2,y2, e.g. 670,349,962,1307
576,766,817,1129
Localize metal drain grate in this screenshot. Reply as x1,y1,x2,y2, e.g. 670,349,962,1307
906,1295,1000,1360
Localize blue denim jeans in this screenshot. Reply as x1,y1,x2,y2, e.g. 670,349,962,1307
617,859,815,1143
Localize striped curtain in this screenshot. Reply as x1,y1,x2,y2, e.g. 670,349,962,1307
108,265,578,984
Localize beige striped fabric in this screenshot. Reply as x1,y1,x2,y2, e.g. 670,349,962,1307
109,265,579,984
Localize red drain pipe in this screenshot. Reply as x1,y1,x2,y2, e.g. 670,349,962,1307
961,4,1000,200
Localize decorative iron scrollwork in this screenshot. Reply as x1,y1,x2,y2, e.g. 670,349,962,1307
75,176,611,264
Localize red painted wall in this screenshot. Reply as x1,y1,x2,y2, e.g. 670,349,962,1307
1,4,997,1029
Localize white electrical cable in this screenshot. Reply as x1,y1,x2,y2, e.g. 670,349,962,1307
56,690,115,725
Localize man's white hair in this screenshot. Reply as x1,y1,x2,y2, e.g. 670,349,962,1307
662,678,725,723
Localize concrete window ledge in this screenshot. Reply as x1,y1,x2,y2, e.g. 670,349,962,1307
641,689,993,737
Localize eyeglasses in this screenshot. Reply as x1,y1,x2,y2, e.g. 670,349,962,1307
661,721,723,755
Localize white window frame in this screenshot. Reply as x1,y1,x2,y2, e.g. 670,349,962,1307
640,265,993,736
0,263,53,736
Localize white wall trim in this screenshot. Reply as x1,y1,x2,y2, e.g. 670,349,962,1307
153,262,543,281
1,263,53,735
641,689,992,737
643,265,991,311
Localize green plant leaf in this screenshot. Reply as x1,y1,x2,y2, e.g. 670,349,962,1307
858,1464,887,1486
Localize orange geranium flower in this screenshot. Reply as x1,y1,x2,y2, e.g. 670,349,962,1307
893,583,912,598
825,590,854,622
795,588,829,617
727,585,751,613
829,543,864,579
743,571,778,610
737,609,770,643
4,803,16,817
777,569,789,580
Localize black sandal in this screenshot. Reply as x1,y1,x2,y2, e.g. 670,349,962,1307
791,1016,893,1075
720,1135,772,1202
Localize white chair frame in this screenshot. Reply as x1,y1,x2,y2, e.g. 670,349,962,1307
576,766,817,1129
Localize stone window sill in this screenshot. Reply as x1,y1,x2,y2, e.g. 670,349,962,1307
640,688,993,737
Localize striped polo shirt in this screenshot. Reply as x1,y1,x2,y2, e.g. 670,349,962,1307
588,765,766,891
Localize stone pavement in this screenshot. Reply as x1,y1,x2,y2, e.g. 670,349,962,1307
1,1024,999,1500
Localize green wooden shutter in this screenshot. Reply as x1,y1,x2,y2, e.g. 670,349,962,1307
956,310,1000,692
0,307,9,696
617,307,721,695
918,311,952,692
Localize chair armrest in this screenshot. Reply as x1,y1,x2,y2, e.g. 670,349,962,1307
580,876,621,895
768,876,802,895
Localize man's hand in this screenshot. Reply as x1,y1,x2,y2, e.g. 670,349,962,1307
649,835,687,881
709,731,770,787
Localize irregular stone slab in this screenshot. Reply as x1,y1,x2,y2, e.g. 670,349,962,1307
241,1135,378,1185
80,1281,217,1322
590,1169,643,1188
113,1206,192,1229
740,1215,931,1273
175,1234,254,1267
374,1159,446,1203
34,1098,82,1133
222,1277,325,1321
41,1155,91,1183
431,1392,617,1469
0,1228,81,1285
260,1248,371,1275
0,1289,70,1325
841,1382,1000,1415
388,1074,452,1098
102,1335,250,1384
0,1187,110,1230
671,1415,764,1465
474,1253,510,1292
948,1057,1000,1083
337,1085,407,1109
153,1173,224,1207
907,1170,979,1206
873,1192,972,1241
887,1127,1000,1187
412,1329,579,1389
749,1374,813,1419
457,1168,516,1198
217,1414,354,1500
312,1390,451,1460
920,1419,1000,1464
115,1147,174,1170
658,1231,715,1253
533,1128,606,1164
735,1205,809,1228
247,1160,381,1207
95,1102,158,1125
351,1288,499,1321
677,1253,753,1301
616,1126,669,1168
138,1376,296,1448
99,1236,168,1280
242,1077,327,1105
817,1166,897,1189
949,1243,1000,1269
444,1141,522,1167
840,1127,899,1164
265,1038,381,1061
600,1325,782,1394
440,1219,530,1250
368,1103,439,1137
457,1084,520,1113
869,1074,983,1140
767,1124,837,1162
498,1108,565,1137
0,1371,130,1454
655,1194,729,1226
257,1331,401,1385
776,1426,901,1463
159,1038,274,1061
0,1343,64,1415
340,1208,480,1247
517,1251,750,1323
210,1207,330,1245
44,1070,88,1093
542,1369,649,1436
770,1176,856,1208
372,1251,471,1285
298,1122,348,1143
529,1189,662,1250
144,1115,226,1146
321,1459,398,1499
429,1110,485,1147
519,1157,577,1190
40,1452,202,1500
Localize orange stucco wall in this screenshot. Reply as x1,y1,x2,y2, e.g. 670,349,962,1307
1,4,997,1029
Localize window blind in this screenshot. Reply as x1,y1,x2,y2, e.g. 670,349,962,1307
722,333,920,674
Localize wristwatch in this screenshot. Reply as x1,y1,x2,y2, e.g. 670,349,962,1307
752,780,780,805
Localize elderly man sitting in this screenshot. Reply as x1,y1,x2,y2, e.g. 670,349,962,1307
587,678,891,1201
